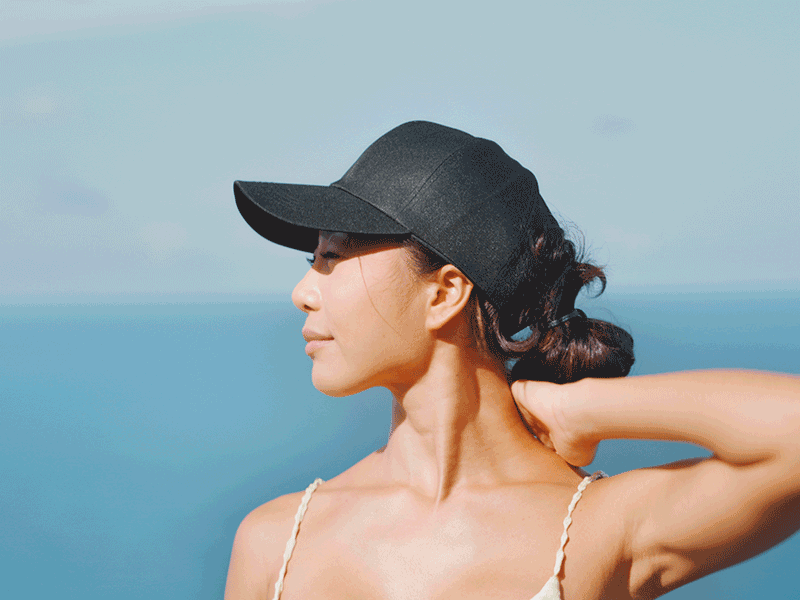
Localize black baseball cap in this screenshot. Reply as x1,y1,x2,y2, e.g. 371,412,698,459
234,120,559,310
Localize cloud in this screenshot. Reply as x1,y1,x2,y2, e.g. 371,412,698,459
0,86,79,128
37,177,111,217
23,95,58,115
0,0,346,40
603,226,652,252
591,114,637,137
139,221,189,262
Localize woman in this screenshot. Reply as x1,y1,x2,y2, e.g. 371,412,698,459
225,121,800,600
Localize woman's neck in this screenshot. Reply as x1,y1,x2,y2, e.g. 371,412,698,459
378,341,558,502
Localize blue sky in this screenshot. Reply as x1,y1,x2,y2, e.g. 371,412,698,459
2,0,798,301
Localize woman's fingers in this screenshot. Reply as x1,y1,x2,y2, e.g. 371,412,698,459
512,380,558,451
511,379,599,467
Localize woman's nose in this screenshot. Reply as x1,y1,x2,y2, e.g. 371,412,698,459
291,268,320,313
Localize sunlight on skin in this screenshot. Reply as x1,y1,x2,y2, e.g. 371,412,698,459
291,231,561,497
293,232,432,397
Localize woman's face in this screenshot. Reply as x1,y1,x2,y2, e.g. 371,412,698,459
292,232,434,396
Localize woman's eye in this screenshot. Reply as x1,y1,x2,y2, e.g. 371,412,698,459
306,252,341,266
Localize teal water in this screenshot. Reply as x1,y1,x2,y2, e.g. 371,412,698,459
1,293,798,599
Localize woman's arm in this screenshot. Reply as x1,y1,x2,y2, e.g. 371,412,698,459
571,369,800,466
513,370,800,599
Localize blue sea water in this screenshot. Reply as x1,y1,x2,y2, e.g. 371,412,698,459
1,292,798,599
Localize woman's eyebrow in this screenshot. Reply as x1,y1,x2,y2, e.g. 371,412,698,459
328,234,367,252
320,231,350,246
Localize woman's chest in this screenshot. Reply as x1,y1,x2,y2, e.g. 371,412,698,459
273,490,629,600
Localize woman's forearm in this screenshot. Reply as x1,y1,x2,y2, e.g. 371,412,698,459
569,370,800,467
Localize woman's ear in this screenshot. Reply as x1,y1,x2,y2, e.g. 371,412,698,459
425,265,474,332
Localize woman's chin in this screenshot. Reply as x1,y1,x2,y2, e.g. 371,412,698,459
311,369,366,398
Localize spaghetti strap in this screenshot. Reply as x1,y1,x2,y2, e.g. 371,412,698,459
272,478,324,600
531,471,607,600
552,471,607,576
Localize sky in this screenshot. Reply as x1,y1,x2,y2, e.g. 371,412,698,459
1,0,798,302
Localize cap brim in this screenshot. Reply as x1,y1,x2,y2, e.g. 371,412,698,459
234,181,410,252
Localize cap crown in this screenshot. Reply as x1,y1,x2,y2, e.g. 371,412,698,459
333,121,558,309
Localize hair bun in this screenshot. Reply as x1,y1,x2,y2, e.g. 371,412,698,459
510,317,634,383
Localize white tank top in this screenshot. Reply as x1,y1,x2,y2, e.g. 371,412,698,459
273,471,607,600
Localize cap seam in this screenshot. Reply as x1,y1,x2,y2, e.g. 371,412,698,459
328,181,413,230
399,140,474,212
326,181,479,292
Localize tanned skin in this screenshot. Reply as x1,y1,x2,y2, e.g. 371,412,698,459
225,232,800,600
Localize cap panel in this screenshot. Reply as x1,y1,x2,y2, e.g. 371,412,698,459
334,121,475,225
392,140,558,307
424,172,548,307
398,140,523,223
453,174,552,307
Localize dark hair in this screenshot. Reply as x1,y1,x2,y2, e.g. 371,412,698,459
401,228,635,384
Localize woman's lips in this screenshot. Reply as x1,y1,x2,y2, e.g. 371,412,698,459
305,339,333,355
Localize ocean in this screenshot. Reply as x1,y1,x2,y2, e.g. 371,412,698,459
1,292,798,599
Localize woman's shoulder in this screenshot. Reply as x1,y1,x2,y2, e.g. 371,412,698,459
226,488,311,599
235,486,314,557
241,487,308,531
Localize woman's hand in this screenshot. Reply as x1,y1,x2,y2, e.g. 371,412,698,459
511,379,599,467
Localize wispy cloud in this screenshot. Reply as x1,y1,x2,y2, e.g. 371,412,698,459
1,0,345,40
591,114,637,137
139,221,189,262
37,177,111,217
0,88,73,127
